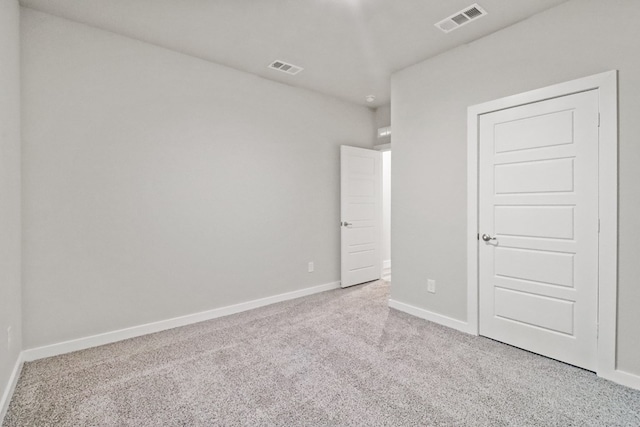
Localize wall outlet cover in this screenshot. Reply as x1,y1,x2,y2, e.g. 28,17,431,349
427,279,436,293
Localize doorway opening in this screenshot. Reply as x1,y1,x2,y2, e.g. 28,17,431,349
381,150,391,282
339,143,390,288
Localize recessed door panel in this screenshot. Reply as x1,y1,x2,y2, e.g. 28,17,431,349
348,250,375,270
349,179,375,197
346,226,375,247
494,110,574,153
348,156,375,175
494,288,574,335
495,158,574,194
494,206,574,239
495,247,574,288
346,203,375,221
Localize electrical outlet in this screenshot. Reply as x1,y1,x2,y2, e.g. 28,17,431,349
427,279,436,294
308,262,314,273
7,326,12,350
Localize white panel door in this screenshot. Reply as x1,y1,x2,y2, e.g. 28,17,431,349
341,146,382,288
479,90,599,370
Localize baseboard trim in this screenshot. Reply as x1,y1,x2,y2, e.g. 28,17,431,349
388,299,470,334
601,368,640,391
23,281,341,362
389,301,640,391
0,353,23,424
382,260,391,280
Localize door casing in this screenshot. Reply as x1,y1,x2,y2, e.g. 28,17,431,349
466,70,618,378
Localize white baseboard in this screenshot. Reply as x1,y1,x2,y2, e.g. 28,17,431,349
382,260,391,280
601,368,640,391
23,281,341,362
388,299,470,334
389,301,640,391
0,353,23,423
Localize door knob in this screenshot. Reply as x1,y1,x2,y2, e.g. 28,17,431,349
342,221,353,227
481,234,496,242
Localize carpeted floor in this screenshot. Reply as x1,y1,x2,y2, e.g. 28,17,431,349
3,280,640,426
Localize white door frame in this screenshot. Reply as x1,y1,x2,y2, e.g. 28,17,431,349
466,71,618,378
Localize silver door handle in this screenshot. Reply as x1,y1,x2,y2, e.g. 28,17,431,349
342,222,353,227
481,234,496,242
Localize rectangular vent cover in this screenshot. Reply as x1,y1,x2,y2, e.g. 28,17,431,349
268,60,303,75
436,3,487,33
377,126,391,139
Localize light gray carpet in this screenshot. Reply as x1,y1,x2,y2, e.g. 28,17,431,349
3,280,640,426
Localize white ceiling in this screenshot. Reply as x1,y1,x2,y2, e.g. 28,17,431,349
20,0,569,107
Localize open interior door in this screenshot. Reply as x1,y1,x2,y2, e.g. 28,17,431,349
340,145,382,288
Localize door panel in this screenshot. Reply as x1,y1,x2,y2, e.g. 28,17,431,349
346,202,375,220
494,206,574,239
494,288,574,335
479,90,599,370
341,146,382,288
494,247,574,287
494,109,574,152
494,158,575,194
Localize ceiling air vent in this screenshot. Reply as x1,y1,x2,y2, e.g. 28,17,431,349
268,60,303,75
435,3,487,33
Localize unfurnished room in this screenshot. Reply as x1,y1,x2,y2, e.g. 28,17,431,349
1,0,640,425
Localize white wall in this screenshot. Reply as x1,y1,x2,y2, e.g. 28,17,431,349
392,0,640,376
21,9,375,349
0,0,22,408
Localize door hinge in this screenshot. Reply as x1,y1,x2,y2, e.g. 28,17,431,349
598,112,601,128
598,218,600,233
477,233,479,241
